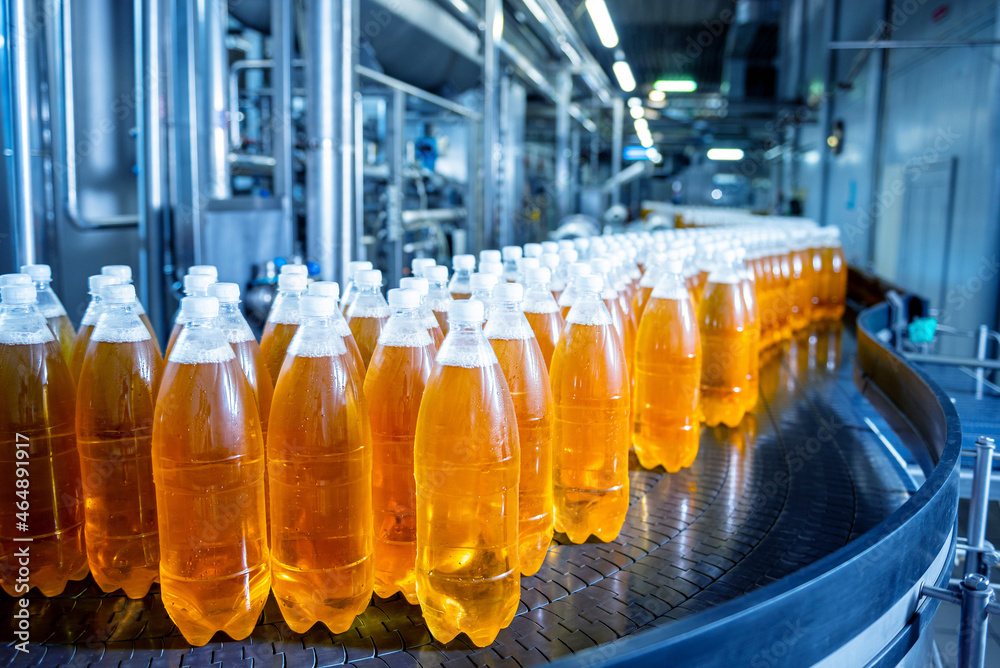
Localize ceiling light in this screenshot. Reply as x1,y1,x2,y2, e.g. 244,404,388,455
706,148,744,161
612,60,636,92
634,118,648,133
639,134,653,148
629,105,644,119
648,89,666,102
711,189,723,200
655,79,697,93
627,96,642,108
646,148,662,163
585,0,619,48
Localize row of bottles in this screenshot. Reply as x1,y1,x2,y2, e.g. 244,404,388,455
0,219,845,647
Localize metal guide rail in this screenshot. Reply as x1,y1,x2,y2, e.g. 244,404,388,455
0,320,948,667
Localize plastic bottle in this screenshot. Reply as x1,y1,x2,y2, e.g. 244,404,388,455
735,249,761,413
188,265,218,281
449,254,476,299
470,272,499,322
817,228,847,321
21,264,76,365
400,277,445,348
307,281,367,384
480,260,504,278
0,273,31,287
70,274,121,383
411,257,436,279
633,258,701,471
485,283,553,576
591,258,634,382
541,253,563,301
522,267,564,368
209,283,273,437
558,262,592,320
0,284,87,596
479,249,501,269
549,274,630,543
100,265,159,347
501,246,523,283
541,241,559,256
268,294,373,633
788,232,813,331
699,249,750,428
259,272,308,384
554,249,579,302
164,274,216,358
415,298,519,646
341,260,374,315
76,283,162,598
425,265,453,335
345,269,390,369
523,243,543,259
365,288,435,604
153,295,269,645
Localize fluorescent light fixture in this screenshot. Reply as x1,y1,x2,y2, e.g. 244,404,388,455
629,105,644,120
648,89,666,102
521,0,548,23
612,60,636,92
646,148,662,163
586,0,619,48
706,148,744,161
633,118,649,133
627,96,642,108
561,42,582,66
655,79,697,93
639,134,654,148
711,189,723,200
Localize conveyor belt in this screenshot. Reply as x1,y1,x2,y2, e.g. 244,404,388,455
0,323,913,667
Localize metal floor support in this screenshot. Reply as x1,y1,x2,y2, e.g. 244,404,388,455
0,325,916,666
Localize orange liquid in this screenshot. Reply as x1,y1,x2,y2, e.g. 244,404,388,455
428,324,445,349
489,337,553,577
741,277,761,413
771,253,790,341
809,247,823,321
152,356,269,645
699,280,749,428
415,358,519,646
451,292,471,300
347,315,389,369
433,309,449,336
635,285,654,323
259,321,300,385
365,344,434,604
231,339,273,439
70,323,95,384
268,354,373,633
604,295,634,384
0,340,87,596
46,313,76,367
76,338,162,598
549,322,630,543
633,296,701,472
138,312,160,354
788,249,813,331
778,252,793,340
831,246,847,320
524,310,564,369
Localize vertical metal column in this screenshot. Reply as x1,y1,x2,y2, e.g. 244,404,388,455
965,436,995,576
958,574,993,668
570,125,580,215
498,76,525,248
975,325,988,399
611,97,624,206
271,0,294,256
305,0,357,285
590,95,600,180
135,0,168,341
482,0,502,250
389,89,405,288
203,0,230,199
555,70,572,222
8,0,37,266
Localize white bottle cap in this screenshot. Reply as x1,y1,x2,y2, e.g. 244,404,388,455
20,264,51,282
1,273,32,287
518,257,540,271
307,281,340,300
493,282,523,303
559,249,579,264
208,282,240,303
183,273,215,295
479,261,503,276
88,274,120,294
578,275,604,292
1,284,36,305
299,294,336,317
541,253,560,269
453,254,476,271
388,288,421,308
102,283,137,304
189,265,219,280
101,265,133,282
502,246,523,261
281,263,308,276
411,258,436,276
277,273,308,292
479,249,501,264
426,265,449,282
182,296,219,319
567,262,592,278
589,258,611,275
541,241,559,254
574,238,590,251
470,272,499,291
449,298,484,323
523,243,542,258
356,269,382,287
349,260,374,276
400,277,429,295
664,258,685,274
525,267,551,284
